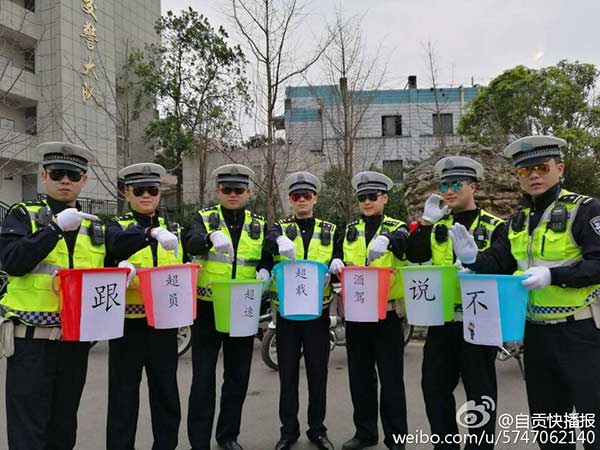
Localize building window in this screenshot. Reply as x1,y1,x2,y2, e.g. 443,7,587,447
383,159,403,183
432,113,453,135
382,115,402,137
25,107,36,135
0,118,15,130
23,48,35,73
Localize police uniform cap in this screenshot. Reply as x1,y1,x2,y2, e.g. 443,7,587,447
503,135,566,168
213,164,255,188
119,163,166,187
285,171,321,195
38,142,94,172
434,156,483,182
351,171,393,195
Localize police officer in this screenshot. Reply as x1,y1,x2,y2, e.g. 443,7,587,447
105,163,182,450
185,164,273,450
265,172,339,450
449,136,600,450
329,171,409,450
0,142,103,450
406,156,505,449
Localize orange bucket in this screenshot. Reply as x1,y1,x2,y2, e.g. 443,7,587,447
341,266,393,322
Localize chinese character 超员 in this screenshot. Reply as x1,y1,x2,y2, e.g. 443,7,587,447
354,291,365,304
165,273,180,287
169,293,178,308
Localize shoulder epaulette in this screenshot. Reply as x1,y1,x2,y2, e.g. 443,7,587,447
480,214,502,225
347,219,360,228
8,203,30,217
251,212,265,221
279,215,295,224
200,205,218,213
319,219,334,229
559,193,589,204
383,220,399,227
114,213,133,221
23,200,46,207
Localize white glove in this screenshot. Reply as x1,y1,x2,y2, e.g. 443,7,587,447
55,208,99,232
276,235,297,261
209,231,234,260
367,235,390,264
256,268,271,292
422,194,449,224
448,223,478,264
118,260,136,287
150,227,179,258
329,258,345,275
522,266,552,290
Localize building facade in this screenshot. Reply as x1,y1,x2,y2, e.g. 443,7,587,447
0,0,160,209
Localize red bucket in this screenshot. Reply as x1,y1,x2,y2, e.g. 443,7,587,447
53,267,130,341
135,263,201,329
341,266,393,322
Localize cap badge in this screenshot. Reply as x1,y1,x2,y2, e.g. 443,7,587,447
520,142,532,151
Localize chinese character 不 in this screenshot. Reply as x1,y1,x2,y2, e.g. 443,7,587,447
465,291,488,315
296,284,308,296
353,274,364,286
92,283,120,311
81,56,98,80
295,268,307,279
82,80,101,106
169,293,178,308
243,305,254,318
409,278,436,302
80,21,98,51
165,274,180,287
81,0,98,21
354,291,365,304
244,289,256,301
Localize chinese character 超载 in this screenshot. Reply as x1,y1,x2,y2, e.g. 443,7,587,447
295,268,307,279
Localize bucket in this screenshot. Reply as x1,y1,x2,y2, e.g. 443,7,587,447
211,279,265,336
272,260,328,321
135,263,201,329
53,267,130,342
341,266,393,322
399,265,458,326
458,273,528,345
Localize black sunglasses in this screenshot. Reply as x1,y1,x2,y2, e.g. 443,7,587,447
220,186,247,195
132,186,160,197
357,192,382,203
47,169,83,182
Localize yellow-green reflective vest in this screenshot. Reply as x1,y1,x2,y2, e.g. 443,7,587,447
508,189,600,320
194,206,265,301
343,215,408,301
270,217,336,306
116,213,183,318
1,201,106,326
431,209,504,305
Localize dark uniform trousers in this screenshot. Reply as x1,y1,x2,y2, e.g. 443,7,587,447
107,318,180,450
188,300,254,450
346,310,408,448
6,335,90,450
276,309,330,441
421,321,497,450
524,319,600,450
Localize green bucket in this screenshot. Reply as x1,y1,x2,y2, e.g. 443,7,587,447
211,279,265,336
399,265,459,326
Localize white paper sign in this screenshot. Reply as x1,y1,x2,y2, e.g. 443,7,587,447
80,271,127,341
402,269,445,326
150,267,194,329
281,262,319,316
343,269,379,322
229,283,261,337
460,277,503,346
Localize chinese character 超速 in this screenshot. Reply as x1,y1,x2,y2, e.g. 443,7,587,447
244,288,255,301
92,283,120,312
409,278,436,302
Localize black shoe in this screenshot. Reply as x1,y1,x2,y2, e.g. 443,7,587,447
310,435,335,450
275,438,294,450
341,437,378,450
218,442,244,450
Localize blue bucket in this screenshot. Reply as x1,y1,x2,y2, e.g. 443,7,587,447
458,274,528,342
272,260,328,321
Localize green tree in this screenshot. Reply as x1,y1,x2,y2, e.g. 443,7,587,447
131,8,251,210
458,60,600,197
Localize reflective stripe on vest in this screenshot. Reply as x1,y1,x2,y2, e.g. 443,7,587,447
194,206,265,301
1,201,106,326
430,209,504,305
271,219,336,306
117,214,183,318
343,215,407,301
508,189,600,320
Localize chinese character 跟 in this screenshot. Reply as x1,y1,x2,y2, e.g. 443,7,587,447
465,290,488,315
92,283,120,311
409,278,436,302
